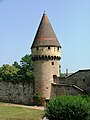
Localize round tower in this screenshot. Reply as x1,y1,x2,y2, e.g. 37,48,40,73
31,12,61,99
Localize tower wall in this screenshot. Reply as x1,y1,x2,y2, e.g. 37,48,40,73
32,47,61,56
32,46,61,99
33,59,60,99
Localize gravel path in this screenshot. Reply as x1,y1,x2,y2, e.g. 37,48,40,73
0,103,45,110
13,104,45,110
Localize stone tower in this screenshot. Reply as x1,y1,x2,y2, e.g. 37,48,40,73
31,12,61,99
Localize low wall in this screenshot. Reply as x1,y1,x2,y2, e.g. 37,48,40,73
0,81,34,105
51,83,84,97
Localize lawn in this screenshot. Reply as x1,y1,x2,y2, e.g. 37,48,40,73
0,102,44,120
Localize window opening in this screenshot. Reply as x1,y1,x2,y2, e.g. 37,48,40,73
57,47,59,51
37,47,39,50
48,46,50,50
83,79,85,82
52,62,54,65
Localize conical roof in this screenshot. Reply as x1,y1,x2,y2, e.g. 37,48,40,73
31,12,61,48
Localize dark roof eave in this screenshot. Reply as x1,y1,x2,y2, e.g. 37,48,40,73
31,45,61,49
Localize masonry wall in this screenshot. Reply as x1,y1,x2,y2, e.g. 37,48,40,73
0,81,34,105
0,70,89,105
51,84,84,97
66,70,90,94
32,46,61,57
34,60,60,99
52,70,90,96
32,46,61,99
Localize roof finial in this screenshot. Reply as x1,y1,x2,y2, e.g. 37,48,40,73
44,10,46,14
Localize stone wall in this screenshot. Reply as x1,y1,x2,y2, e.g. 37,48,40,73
34,60,60,99
66,70,90,94
52,69,90,96
0,69,90,105
0,81,34,105
32,46,61,57
51,83,84,98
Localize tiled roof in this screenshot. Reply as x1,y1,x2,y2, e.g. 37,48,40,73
31,12,61,48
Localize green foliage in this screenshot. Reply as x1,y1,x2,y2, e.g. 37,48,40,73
19,54,34,81
0,77,3,81
20,54,34,71
45,95,90,120
12,61,21,69
0,54,34,82
0,64,20,80
60,73,66,77
33,92,45,106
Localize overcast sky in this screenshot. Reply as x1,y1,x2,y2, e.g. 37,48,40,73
0,0,90,73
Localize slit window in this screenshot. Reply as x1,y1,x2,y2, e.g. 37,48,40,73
48,46,50,50
57,47,59,51
52,62,54,65
37,47,39,50
83,79,85,82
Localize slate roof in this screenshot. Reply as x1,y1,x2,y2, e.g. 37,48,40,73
31,12,61,48
66,69,90,78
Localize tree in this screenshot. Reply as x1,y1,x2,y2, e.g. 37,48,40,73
19,54,34,80
0,54,34,81
20,54,33,71
12,61,21,69
0,64,20,80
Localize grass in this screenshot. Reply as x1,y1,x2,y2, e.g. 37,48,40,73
0,102,44,120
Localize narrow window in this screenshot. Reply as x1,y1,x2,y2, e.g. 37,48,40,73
37,47,39,50
48,46,50,50
52,62,54,65
83,79,85,82
57,47,59,51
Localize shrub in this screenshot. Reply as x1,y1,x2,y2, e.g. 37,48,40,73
0,77,3,81
33,92,45,106
45,95,90,120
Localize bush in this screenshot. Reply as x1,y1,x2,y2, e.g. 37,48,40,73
33,92,45,106
45,95,90,120
0,77,3,81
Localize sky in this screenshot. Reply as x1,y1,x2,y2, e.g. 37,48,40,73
0,0,90,73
